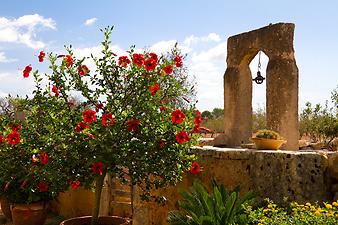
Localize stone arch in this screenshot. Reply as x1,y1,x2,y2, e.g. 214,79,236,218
224,23,299,150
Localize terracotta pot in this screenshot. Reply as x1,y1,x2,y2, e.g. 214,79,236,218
0,197,12,220
11,202,48,225
252,137,286,150
60,216,130,225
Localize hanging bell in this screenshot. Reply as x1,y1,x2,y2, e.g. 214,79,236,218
252,71,265,84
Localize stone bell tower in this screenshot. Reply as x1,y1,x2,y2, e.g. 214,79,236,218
223,23,299,150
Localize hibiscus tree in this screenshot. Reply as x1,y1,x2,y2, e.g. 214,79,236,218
24,26,201,225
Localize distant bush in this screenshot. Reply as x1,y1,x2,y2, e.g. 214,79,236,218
201,117,224,133
299,87,338,149
252,107,267,132
201,107,266,133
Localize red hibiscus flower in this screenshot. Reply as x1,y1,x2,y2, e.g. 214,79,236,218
39,152,49,165
149,83,160,96
23,65,32,78
194,110,202,125
64,55,73,68
160,106,166,112
0,136,5,144
20,179,28,189
36,181,49,192
83,109,96,124
7,131,20,145
132,53,144,67
175,130,189,144
78,65,89,76
127,119,141,132
95,103,104,112
190,161,201,175
69,180,81,189
118,56,131,68
163,65,173,75
149,53,158,62
159,139,166,149
75,122,89,132
193,124,200,133
172,109,186,124
9,123,22,131
101,112,115,127
38,51,46,62
91,161,104,175
52,84,59,97
144,58,157,71
175,55,183,67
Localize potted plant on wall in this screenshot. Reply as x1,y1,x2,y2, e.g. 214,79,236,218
19,26,201,225
252,129,286,150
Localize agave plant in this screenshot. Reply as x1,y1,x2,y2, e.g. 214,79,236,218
168,179,255,225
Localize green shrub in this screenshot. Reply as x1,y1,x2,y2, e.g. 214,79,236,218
201,117,224,133
168,179,255,225
299,101,338,149
252,107,267,133
201,107,267,134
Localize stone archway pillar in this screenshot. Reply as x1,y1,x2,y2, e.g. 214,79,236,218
224,65,252,147
266,56,299,149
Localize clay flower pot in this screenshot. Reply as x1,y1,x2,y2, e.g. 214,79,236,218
252,137,286,150
60,216,130,225
11,202,48,225
0,197,12,221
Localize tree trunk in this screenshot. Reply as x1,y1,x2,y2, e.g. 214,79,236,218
91,171,106,225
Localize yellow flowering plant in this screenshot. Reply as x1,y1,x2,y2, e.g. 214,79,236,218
245,199,338,224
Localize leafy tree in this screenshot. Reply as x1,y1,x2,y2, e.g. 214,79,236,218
212,108,224,119
299,86,338,149
201,110,213,120
252,107,267,133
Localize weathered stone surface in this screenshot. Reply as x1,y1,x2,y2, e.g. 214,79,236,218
328,154,338,181
299,140,310,149
212,133,228,147
334,192,338,201
224,23,299,150
198,137,214,146
133,147,337,225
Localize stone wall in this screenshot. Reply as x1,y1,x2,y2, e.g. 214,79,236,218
133,147,338,225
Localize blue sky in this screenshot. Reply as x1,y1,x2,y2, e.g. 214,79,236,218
0,0,337,111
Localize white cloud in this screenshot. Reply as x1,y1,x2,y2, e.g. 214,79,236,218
84,18,97,26
0,14,56,49
146,35,226,111
183,32,222,46
188,60,224,111
191,41,227,63
149,40,192,56
0,71,36,97
73,44,125,72
149,40,177,54
0,52,17,63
